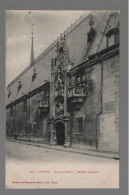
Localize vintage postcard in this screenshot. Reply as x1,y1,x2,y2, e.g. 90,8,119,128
6,10,120,189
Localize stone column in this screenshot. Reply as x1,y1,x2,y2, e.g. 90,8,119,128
49,119,56,146
49,122,53,145
64,119,70,147
63,70,70,147
64,71,68,116
50,77,53,116
49,58,57,145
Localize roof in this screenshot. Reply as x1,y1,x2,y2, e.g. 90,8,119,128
6,10,120,106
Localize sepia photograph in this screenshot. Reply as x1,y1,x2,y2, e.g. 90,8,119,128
6,10,120,189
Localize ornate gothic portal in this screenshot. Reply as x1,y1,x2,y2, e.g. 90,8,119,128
49,34,72,147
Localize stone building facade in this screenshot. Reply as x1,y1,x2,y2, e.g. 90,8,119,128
6,11,120,153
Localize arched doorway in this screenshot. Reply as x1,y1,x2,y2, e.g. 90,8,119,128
55,122,65,145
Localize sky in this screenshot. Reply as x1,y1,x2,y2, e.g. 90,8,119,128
6,10,90,86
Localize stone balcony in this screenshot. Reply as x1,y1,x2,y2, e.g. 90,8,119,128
68,85,87,109
38,100,49,113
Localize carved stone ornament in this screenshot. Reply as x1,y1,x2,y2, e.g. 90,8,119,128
54,96,64,117
55,34,67,56
54,73,64,95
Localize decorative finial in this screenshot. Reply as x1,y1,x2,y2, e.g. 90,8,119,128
30,23,34,65
89,12,94,27
31,24,34,40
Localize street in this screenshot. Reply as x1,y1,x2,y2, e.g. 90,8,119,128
6,140,119,189
6,140,118,163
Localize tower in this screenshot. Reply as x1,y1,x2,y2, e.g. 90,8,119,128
49,34,72,147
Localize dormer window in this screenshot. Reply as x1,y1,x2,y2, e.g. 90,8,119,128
32,72,37,81
32,67,37,81
87,27,96,43
8,89,11,98
106,28,119,47
18,80,22,91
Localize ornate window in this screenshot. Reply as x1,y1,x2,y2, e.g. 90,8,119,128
75,74,85,85
44,91,49,105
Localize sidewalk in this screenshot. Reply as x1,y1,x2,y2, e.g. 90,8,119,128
6,138,119,160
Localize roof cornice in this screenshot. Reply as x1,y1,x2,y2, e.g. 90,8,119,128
69,42,119,75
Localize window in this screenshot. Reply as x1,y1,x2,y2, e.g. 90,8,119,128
24,126,27,134
107,34,115,47
69,77,72,87
32,72,37,81
44,91,49,105
87,27,96,43
75,74,85,85
23,99,27,112
75,76,80,84
77,118,83,133
106,28,119,47
115,32,119,43
78,77,81,83
82,74,85,81
32,123,37,134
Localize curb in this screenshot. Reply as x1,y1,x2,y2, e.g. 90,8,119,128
6,139,119,160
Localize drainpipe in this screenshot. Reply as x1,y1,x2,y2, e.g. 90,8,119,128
28,96,30,142
25,94,30,142
13,103,15,138
15,103,16,137
96,56,103,150
70,103,73,147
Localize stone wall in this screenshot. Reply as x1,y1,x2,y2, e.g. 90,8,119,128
6,89,49,139
98,55,119,152
6,100,29,137
71,63,101,147
71,54,119,153
30,92,49,138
